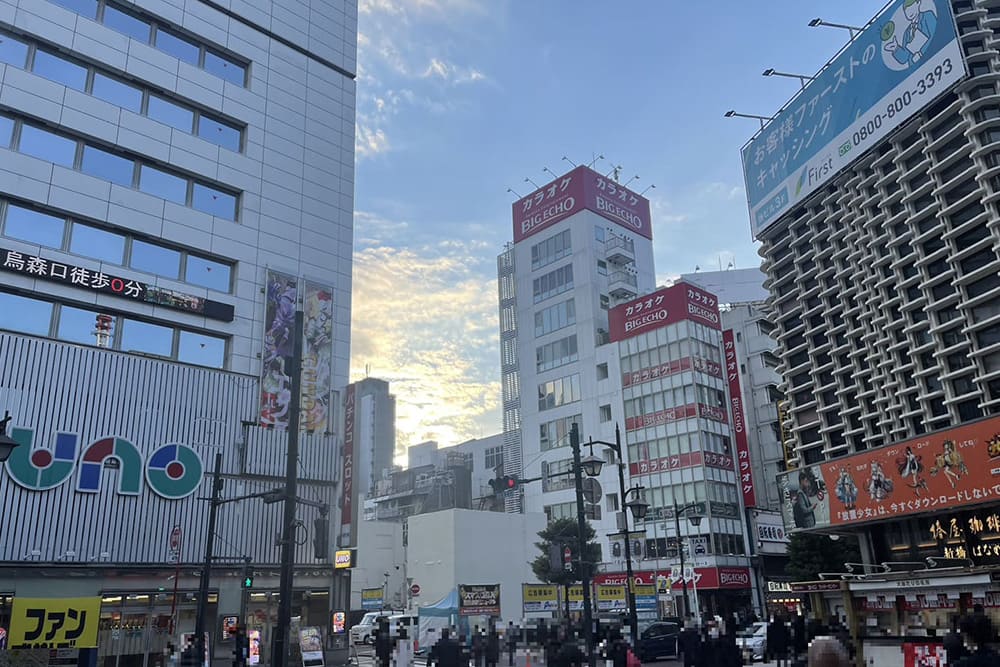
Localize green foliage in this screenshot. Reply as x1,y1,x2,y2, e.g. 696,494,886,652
785,532,862,581
531,517,602,586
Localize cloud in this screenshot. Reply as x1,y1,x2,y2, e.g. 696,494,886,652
350,231,501,459
356,124,390,158
422,58,487,84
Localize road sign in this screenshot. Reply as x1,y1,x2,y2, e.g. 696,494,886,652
410,584,420,597
168,525,182,559
563,546,572,571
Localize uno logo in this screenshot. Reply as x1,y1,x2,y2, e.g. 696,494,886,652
5,428,203,499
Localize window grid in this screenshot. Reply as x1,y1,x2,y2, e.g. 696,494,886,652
0,110,240,221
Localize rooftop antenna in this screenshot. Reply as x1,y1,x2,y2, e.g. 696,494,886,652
607,165,623,182
365,363,370,378
623,174,639,187
640,184,656,196
562,156,577,167
586,154,604,169
506,187,522,198
524,177,540,189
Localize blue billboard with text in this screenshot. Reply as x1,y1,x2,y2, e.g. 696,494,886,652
742,0,965,238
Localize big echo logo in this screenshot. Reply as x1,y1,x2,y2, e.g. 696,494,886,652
5,426,203,499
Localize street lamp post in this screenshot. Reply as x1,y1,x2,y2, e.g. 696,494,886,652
673,503,704,619
569,423,597,667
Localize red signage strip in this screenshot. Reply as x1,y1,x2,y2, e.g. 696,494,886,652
1,246,234,321
724,329,757,508
621,356,722,389
594,566,751,591
609,281,720,343
339,384,356,546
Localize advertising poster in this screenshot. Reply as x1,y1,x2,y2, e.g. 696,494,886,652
331,612,346,635
298,627,324,667
903,642,945,667
596,584,626,612
9,597,101,649
777,416,1000,533
361,588,384,611
301,280,334,433
459,584,501,617
567,585,583,612
521,584,559,613
260,269,298,428
248,630,261,665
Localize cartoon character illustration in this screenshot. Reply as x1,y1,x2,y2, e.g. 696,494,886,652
883,0,938,67
896,446,929,496
263,274,297,365
988,433,1000,459
867,461,894,501
260,357,291,425
929,439,969,489
835,468,859,510
791,468,826,529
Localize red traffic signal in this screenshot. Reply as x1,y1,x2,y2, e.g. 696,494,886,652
489,475,520,493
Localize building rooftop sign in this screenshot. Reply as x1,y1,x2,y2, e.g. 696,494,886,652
608,280,720,342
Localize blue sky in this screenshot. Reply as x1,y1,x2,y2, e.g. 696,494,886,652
350,0,883,459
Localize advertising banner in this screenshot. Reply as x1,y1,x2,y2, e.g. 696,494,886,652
633,584,657,612
902,643,945,667
522,584,559,613
459,585,501,616
361,588,384,611
596,584,627,612
743,0,965,238
260,269,298,428
621,356,723,389
777,415,1000,533
248,630,261,665
298,627,324,667
512,165,652,243
340,384,356,547
10,597,101,649
595,567,752,591
301,281,334,433
723,330,757,507
567,585,583,612
609,282,720,343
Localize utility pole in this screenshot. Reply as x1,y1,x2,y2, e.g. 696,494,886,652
570,423,595,667
195,452,224,667
273,309,305,667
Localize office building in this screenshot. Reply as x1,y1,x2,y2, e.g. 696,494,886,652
0,0,357,662
349,377,396,502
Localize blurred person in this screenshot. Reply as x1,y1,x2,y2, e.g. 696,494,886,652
505,622,518,667
767,614,791,667
805,637,849,667
955,613,997,666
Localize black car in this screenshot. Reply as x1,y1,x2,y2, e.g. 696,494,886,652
634,622,679,662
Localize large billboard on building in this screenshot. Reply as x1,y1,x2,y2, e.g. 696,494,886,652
512,165,652,243
609,281,720,342
742,0,965,238
339,384,356,547
777,415,1000,533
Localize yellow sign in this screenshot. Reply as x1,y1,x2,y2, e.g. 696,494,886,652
632,583,656,597
361,589,383,601
568,585,583,602
596,584,625,601
522,584,558,612
10,597,101,649
334,549,355,569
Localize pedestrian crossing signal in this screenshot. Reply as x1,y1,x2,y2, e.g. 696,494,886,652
242,576,253,589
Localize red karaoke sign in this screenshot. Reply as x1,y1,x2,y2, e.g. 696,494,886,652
724,329,757,508
609,281,720,342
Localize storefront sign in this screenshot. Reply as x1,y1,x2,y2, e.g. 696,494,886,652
767,581,793,593
628,450,735,477
596,585,627,611
9,597,101,649
903,643,945,667
459,585,501,617
567,585,583,612
333,549,356,569
778,400,794,468
5,429,204,500
621,356,722,389
723,329,756,507
595,567,752,591
298,627,324,667
789,581,842,593
339,384,356,547
0,246,234,321
361,588,383,611
522,584,559,613
851,573,991,593
777,415,1000,532
610,282,720,343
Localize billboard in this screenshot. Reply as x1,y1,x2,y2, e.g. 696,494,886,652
723,330,757,507
339,384,356,547
459,584,501,616
361,588,384,610
776,415,1000,533
301,281,334,433
521,584,559,613
742,0,965,238
260,269,298,428
512,165,652,243
9,597,101,649
609,281,720,342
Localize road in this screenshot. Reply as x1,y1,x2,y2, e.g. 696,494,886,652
348,646,706,667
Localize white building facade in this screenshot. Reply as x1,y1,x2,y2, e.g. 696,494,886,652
0,0,357,663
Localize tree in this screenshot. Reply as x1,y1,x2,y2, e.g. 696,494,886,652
785,533,862,581
531,517,602,585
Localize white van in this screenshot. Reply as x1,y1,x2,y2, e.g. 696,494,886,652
350,611,396,645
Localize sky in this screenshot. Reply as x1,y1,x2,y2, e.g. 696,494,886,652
349,0,884,461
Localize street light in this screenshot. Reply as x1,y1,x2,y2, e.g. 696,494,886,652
762,68,815,89
0,412,20,463
583,424,643,648
723,110,774,129
808,18,863,39
673,503,704,619
568,423,597,667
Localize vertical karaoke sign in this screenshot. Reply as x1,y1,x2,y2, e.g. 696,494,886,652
259,269,334,433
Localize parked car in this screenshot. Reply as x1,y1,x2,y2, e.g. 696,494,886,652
736,621,768,661
350,611,397,645
634,621,679,662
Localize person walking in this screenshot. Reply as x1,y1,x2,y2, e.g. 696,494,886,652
766,615,791,667
471,626,485,667
375,618,392,667
678,618,701,667
505,622,518,667
485,623,500,667
955,613,999,666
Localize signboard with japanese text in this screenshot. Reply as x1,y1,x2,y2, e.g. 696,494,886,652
903,643,946,667
595,567,751,591
9,597,101,649
776,415,1000,533
628,449,735,477
0,246,234,321
361,588,384,611
512,166,652,243
723,329,757,507
621,356,723,389
459,585,501,617
339,383,356,547
609,281,720,343
595,584,627,611
743,0,965,238
567,585,583,612
521,584,559,613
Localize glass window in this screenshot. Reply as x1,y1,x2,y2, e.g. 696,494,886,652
0,115,13,148
91,73,142,113
80,145,135,186
120,318,173,356
48,0,99,18
31,50,88,90
178,330,225,368
155,29,200,65
0,292,52,336
139,165,187,204
0,33,29,68
102,5,151,43
192,184,237,220
3,204,65,248
147,95,194,132
69,223,125,264
130,239,180,278
57,305,107,345
185,254,231,292
197,116,241,151
18,124,77,167
203,50,246,85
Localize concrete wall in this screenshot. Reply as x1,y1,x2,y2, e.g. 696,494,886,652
352,520,404,610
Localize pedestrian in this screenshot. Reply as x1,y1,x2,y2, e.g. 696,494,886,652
678,617,701,667
486,623,500,667
505,622,518,667
942,615,967,666
375,617,392,667
431,628,463,667
805,637,849,667
955,613,998,666
606,628,628,667
791,615,807,662
472,626,485,667
767,615,791,667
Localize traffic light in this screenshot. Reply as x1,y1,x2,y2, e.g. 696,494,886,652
488,475,520,494
242,575,253,589
313,515,329,560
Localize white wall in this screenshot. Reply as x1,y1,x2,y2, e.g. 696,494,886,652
352,520,405,611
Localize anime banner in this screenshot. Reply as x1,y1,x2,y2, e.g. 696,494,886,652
260,269,298,429
777,415,1000,533
301,281,334,433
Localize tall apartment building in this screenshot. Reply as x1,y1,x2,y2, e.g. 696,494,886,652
0,0,356,661
350,377,396,502
748,0,1000,623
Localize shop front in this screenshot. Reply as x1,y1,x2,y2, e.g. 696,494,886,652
594,565,754,620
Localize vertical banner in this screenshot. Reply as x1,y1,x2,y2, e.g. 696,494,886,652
723,329,757,508
301,280,334,433
260,269,298,428
339,384,356,547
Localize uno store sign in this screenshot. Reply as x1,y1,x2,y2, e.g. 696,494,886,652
5,427,203,499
